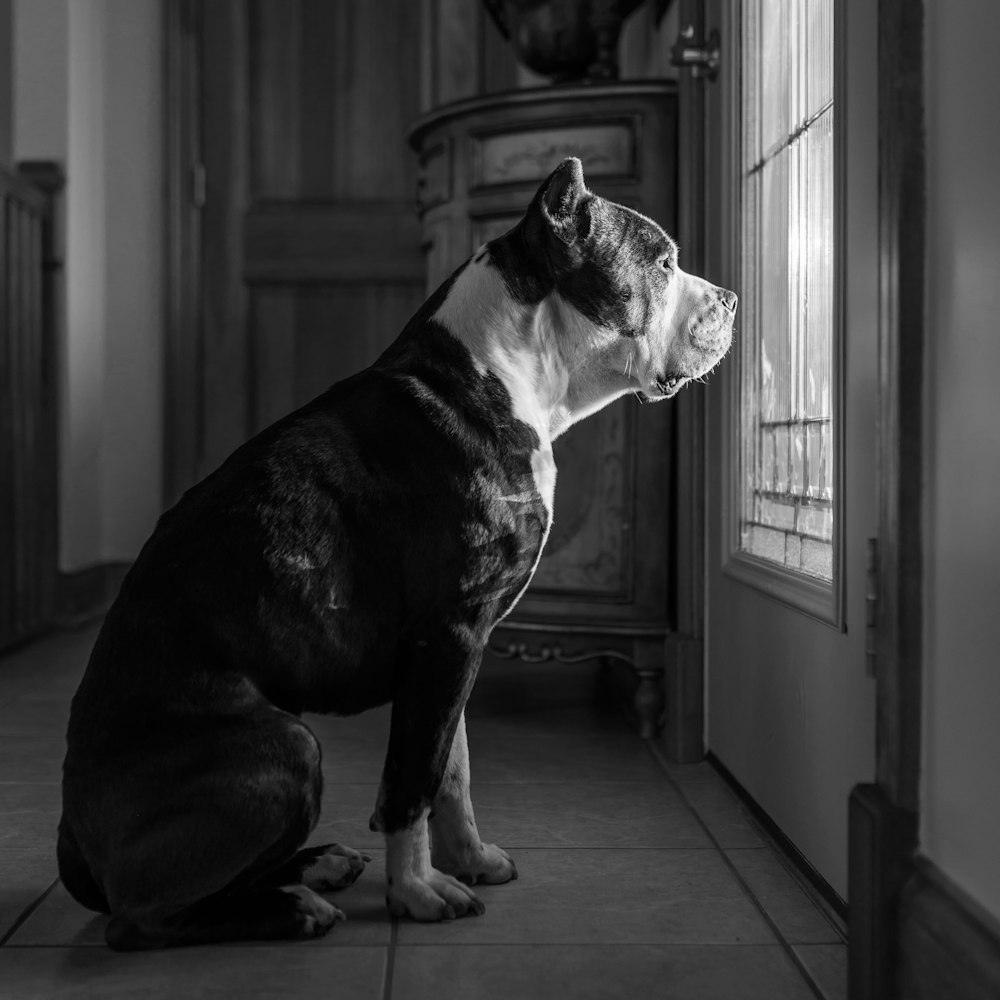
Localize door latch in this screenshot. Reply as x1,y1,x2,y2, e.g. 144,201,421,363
671,26,721,80
865,538,878,678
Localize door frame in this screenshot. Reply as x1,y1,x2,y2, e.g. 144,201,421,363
163,0,204,507
847,1,925,997
674,0,925,992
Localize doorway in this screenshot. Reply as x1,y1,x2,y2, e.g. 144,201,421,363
701,0,879,901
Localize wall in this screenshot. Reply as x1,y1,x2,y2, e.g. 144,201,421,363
13,0,162,571
921,0,1000,922
0,0,11,166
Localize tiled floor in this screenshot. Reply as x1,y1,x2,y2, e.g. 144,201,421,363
0,623,847,999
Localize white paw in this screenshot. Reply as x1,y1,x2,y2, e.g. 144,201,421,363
386,868,486,921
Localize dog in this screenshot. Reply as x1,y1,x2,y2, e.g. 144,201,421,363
58,157,736,949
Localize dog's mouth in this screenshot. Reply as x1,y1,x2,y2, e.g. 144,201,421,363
645,373,689,400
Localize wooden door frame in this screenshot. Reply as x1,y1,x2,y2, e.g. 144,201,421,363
163,0,204,507
675,0,928,994
847,1,925,997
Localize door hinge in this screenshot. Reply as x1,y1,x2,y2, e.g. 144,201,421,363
865,538,879,678
190,163,206,209
670,25,721,80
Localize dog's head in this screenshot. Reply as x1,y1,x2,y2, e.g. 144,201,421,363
501,157,736,405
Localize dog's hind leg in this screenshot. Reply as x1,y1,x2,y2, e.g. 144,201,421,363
97,709,338,949
57,820,110,914
105,884,343,951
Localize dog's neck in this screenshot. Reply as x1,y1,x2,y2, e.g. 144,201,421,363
432,256,636,442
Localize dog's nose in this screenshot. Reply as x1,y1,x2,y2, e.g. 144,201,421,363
718,288,738,312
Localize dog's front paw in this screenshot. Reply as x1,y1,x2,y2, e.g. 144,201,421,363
434,842,518,886
386,869,486,921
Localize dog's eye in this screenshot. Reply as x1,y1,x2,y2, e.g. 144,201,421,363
659,257,674,273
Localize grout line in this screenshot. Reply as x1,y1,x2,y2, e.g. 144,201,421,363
644,741,830,1000
381,913,398,1000
0,878,59,948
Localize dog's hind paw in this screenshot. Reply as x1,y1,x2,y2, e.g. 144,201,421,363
283,885,345,937
386,869,485,922
303,843,373,892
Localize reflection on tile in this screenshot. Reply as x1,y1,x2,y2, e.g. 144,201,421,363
0,625,95,709
0,849,57,941
727,849,842,944
0,782,61,848
11,853,391,948
0,944,386,999
0,738,66,783
467,730,666,783
470,781,709,849
315,783,383,852
396,849,775,946
794,943,848,1000
664,761,764,848
393,944,816,1000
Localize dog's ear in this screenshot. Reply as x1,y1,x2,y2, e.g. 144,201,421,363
534,158,590,246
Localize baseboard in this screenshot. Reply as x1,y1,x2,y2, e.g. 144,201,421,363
55,562,129,626
706,751,847,923
898,855,1000,1000
848,783,917,1000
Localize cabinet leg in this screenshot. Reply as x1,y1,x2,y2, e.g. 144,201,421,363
634,668,665,740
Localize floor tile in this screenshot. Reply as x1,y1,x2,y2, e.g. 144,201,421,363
0,782,61,849
0,849,57,942
664,761,765,848
469,780,710,848
467,728,667,783
794,943,848,1000
0,738,66,783
0,626,96,709
315,783,384,852
0,944,386,999
727,848,843,944
395,848,776,946
392,944,817,1000
9,851,391,948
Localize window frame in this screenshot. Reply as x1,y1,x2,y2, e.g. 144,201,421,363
719,0,846,629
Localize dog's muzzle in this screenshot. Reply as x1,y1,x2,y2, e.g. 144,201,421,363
688,289,737,356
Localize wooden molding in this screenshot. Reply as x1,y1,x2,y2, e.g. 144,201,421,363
875,0,925,813
848,783,918,1000
163,0,203,507
899,857,1000,1000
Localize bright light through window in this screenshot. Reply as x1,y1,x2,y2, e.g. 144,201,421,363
738,0,835,581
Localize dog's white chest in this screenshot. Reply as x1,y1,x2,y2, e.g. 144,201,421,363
530,445,556,518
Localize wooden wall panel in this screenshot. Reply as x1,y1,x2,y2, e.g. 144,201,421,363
250,284,425,435
0,166,57,649
190,0,426,490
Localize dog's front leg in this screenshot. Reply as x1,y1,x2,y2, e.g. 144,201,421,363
371,638,488,921
429,711,517,885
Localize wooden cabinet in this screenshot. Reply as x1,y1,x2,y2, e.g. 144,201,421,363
409,83,678,737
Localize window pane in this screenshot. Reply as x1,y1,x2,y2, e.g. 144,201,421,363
738,0,835,582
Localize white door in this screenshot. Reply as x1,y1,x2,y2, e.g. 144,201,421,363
704,0,877,898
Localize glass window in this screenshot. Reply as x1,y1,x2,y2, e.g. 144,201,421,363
737,0,835,581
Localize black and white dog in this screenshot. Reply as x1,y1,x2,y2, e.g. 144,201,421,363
59,158,736,949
